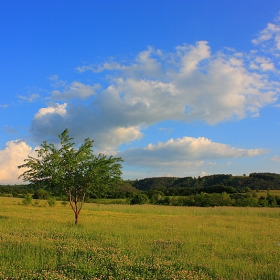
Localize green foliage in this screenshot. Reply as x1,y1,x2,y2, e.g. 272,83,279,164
22,194,33,205
0,184,35,198
130,193,149,205
132,177,177,190
105,181,139,199
129,173,280,194
18,129,123,224
147,190,164,204
47,197,56,207
33,188,50,200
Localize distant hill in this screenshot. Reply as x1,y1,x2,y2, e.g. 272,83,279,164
131,173,280,192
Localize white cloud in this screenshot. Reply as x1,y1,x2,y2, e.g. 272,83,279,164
119,136,267,165
96,42,277,125
18,93,40,102
252,14,280,54
31,40,279,151
31,102,143,151
0,140,37,184
91,126,143,154
118,136,267,178
250,56,275,71
0,104,8,108
51,81,100,100
76,46,163,78
34,103,67,119
176,41,211,75
31,103,73,144
200,171,207,177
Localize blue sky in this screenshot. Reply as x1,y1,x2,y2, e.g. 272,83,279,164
1,1,280,184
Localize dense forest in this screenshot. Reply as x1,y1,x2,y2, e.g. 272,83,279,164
1,172,280,207
130,173,280,192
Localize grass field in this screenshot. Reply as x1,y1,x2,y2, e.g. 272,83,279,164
254,189,280,197
0,197,280,279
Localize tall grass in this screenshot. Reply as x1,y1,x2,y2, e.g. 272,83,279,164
0,197,280,279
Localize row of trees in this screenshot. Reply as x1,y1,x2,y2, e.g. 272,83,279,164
130,191,280,207
3,185,279,208
2,177,278,201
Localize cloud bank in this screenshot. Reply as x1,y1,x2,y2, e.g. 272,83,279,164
0,140,37,184
31,39,278,150
117,136,268,178
119,136,267,165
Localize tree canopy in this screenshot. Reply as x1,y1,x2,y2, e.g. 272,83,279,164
18,129,123,224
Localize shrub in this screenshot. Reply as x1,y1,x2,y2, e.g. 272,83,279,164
47,197,56,207
130,193,149,205
33,189,50,200
22,194,33,205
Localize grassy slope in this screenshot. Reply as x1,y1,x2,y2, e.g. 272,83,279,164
0,197,280,279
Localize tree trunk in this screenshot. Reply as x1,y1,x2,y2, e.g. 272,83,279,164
68,190,85,225
75,212,79,225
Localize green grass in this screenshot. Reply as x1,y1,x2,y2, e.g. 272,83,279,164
91,198,127,204
1,197,280,279
254,189,280,197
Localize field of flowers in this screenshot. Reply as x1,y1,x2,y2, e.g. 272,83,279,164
0,197,280,279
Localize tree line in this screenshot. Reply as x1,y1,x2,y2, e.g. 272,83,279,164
129,173,280,193
2,173,280,207
1,129,280,225
2,172,280,198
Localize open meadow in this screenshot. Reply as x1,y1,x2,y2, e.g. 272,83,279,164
0,197,280,279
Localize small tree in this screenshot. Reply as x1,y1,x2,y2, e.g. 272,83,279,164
33,189,50,200
18,129,123,224
130,193,149,205
22,194,33,205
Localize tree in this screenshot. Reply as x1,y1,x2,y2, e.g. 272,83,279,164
130,193,149,205
33,189,50,200
18,129,123,224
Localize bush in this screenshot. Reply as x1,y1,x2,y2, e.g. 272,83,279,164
130,193,149,205
47,197,56,207
22,194,33,205
33,189,50,200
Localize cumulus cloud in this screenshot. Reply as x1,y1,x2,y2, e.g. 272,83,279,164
250,56,275,71
31,39,279,151
118,136,267,166
30,103,71,144
51,81,100,101
76,46,164,78
35,103,67,119
0,140,37,184
31,101,143,151
117,136,267,178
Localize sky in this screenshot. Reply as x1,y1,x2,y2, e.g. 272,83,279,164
1,0,280,184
